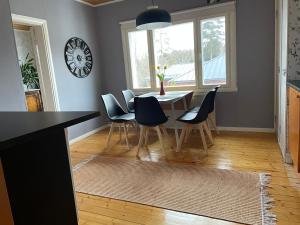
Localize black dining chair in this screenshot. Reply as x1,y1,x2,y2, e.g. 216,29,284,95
121,89,135,113
101,94,135,149
176,90,215,153
134,96,169,159
207,85,220,134
191,85,220,134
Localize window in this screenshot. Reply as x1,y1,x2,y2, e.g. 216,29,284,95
153,22,196,87
121,2,236,92
128,30,151,89
201,16,226,86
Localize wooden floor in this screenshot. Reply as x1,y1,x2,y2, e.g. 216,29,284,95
70,128,300,225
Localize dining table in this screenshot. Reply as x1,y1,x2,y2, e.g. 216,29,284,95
131,91,193,150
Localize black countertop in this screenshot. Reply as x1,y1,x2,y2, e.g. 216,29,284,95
0,112,100,151
287,80,300,92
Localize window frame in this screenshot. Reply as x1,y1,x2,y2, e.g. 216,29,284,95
121,2,237,94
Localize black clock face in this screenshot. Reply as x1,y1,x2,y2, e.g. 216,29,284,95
64,37,93,78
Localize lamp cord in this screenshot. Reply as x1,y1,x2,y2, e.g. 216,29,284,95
151,0,154,6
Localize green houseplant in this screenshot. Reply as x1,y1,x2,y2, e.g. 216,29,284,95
20,53,40,90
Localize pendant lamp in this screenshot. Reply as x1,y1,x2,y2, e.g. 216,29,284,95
136,0,171,30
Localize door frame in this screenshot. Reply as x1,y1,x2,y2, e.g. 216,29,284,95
12,14,60,111
275,0,285,151
274,0,292,163
274,0,279,133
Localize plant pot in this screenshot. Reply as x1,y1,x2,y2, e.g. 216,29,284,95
160,81,165,96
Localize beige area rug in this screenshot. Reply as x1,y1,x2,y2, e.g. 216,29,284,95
73,156,276,225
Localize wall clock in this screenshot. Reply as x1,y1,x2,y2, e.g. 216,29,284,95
64,37,93,78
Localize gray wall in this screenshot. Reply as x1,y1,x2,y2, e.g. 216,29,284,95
8,0,105,139
0,0,26,111
1,0,275,139
95,0,275,128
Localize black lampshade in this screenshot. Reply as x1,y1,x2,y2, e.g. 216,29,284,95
136,7,172,30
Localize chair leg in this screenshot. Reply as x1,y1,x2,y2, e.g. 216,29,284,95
144,128,149,148
123,123,130,150
160,126,169,138
118,124,122,140
203,121,214,145
128,121,136,133
135,121,139,135
137,126,145,159
106,123,115,148
184,127,192,143
155,126,166,158
177,126,187,152
199,123,208,154
209,113,219,134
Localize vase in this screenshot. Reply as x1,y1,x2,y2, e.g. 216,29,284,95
160,81,165,96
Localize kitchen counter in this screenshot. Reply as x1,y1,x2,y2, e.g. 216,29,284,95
0,112,99,151
287,80,300,92
0,112,100,225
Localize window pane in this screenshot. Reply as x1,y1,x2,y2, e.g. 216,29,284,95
201,16,226,85
153,22,196,87
128,31,151,89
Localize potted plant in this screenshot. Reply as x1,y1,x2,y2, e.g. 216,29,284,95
156,65,168,95
20,53,40,90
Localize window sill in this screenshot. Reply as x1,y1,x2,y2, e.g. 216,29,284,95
193,87,238,95
132,86,238,96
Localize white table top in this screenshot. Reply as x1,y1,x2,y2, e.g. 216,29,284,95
130,91,193,103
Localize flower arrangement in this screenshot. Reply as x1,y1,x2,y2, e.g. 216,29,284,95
155,65,168,95
156,65,168,82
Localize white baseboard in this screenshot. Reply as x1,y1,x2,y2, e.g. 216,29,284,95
217,126,275,133
69,124,110,145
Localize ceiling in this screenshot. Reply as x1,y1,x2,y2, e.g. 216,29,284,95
76,0,124,7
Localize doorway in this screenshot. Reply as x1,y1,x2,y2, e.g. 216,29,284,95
12,14,60,112
13,23,43,111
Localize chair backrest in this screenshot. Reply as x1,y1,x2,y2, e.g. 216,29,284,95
208,85,220,114
134,96,168,126
122,89,135,112
101,94,126,120
193,90,216,123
